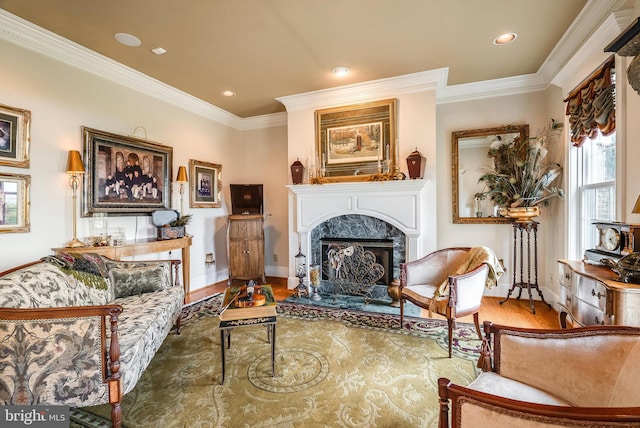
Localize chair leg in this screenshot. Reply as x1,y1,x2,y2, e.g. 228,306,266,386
447,318,454,358
473,312,482,340
399,297,404,329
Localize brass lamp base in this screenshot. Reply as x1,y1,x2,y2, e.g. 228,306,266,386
65,238,85,248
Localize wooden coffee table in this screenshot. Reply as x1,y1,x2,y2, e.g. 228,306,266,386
218,286,277,385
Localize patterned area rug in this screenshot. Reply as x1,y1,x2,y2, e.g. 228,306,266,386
71,294,481,427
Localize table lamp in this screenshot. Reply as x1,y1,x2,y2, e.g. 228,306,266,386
176,165,188,215
65,150,85,248
633,194,640,214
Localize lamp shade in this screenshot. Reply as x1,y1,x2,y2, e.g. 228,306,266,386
633,195,640,214
176,166,188,183
66,150,85,174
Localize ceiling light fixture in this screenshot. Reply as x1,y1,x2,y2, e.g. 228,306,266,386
221,90,236,97
151,47,167,55
493,32,517,45
114,32,141,47
332,66,350,77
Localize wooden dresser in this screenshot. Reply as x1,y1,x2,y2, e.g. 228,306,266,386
227,214,265,284
558,259,640,327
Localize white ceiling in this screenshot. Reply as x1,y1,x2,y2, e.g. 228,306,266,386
0,0,619,119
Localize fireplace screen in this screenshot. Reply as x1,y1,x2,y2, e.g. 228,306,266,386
320,238,393,303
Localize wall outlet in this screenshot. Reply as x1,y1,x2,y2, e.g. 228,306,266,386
273,254,278,262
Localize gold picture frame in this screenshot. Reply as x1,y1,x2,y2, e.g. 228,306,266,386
0,103,31,168
189,159,222,208
315,99,397,183
0,172,30,233
82,127,173,216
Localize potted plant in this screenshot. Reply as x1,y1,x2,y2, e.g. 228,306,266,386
158,213,192,240
477,119,564,222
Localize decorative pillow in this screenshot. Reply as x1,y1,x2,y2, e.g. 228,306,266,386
109,264,165,298
42,252,109,278
41,253,109,290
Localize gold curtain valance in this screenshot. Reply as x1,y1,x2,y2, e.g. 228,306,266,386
564,56,615,147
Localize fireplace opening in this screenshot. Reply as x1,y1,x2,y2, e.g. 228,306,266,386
320,237,394,286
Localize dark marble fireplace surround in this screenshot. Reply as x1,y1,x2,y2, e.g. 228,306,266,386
309,214,405,298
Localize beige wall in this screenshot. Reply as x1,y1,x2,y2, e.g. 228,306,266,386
0,38,289,290
436,91,555,296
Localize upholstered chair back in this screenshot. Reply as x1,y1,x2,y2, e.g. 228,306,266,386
402,247,470,290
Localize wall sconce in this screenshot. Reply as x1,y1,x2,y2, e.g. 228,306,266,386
65,150,85,248
176,165,188,215
205,253,215,265
633,195,640,214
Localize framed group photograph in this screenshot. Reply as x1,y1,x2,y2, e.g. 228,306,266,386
189,159,222,208
0,172,30,233
315,98,397,182
0,103,31,168
82,127,172,216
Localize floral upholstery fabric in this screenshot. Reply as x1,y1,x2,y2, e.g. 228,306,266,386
0,317,107,407
112,285,184,393
109,263,168,298
0,258,184,409
0,262,112,308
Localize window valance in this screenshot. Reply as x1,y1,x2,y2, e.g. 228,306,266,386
564,56,615,147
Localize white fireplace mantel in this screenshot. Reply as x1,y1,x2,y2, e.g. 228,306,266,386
287,180,436,287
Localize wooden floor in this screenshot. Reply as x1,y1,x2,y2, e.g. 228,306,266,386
186,277,561,330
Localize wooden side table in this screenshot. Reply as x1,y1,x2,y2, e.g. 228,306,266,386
218,286,277,385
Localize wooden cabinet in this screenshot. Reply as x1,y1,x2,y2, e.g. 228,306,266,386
227,214,265,284
558,260,640,327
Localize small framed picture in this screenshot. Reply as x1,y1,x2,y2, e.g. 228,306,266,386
0,103,31,168
0,172,30,233
189,159,222,208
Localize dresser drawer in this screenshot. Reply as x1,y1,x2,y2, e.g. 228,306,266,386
228,219,263,239
574,299,612,326
576,275,607,312
558,263,572,287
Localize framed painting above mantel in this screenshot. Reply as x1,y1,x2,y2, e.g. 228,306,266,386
82,127,172,216
315,99,397,183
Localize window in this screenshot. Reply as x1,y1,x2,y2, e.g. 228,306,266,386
576,132,616,256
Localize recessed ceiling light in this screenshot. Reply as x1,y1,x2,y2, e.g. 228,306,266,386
493,33,517,45
221,90,236,97
332,66,350,77
151,47,167,55
114,32,141,47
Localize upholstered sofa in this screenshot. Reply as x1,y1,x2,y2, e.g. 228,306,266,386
0,253,184,428
438,321,640,427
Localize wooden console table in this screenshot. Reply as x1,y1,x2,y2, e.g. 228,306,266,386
52,236,192,295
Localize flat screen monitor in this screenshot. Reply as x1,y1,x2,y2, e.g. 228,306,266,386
230,184,263,215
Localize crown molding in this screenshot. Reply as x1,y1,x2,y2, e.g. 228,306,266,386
436,73,547,104
551,9,632,91
539,0,628,84
276,68,448,112
0,9,244,129
0,2,630,129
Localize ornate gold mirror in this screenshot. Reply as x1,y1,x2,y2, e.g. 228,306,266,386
452,125,529,224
